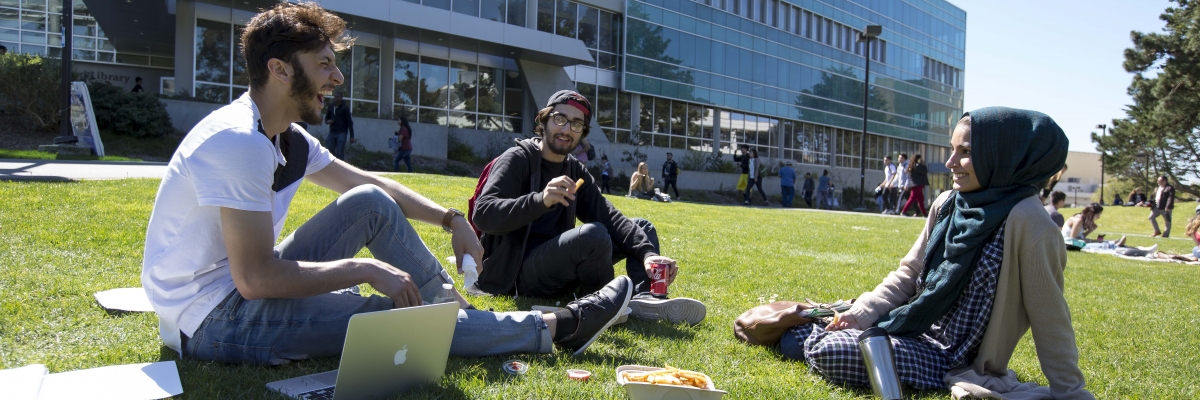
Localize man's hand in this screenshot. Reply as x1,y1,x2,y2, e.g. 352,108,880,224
325,119,333,125
364,259,423,308
450,217,484,275
541,175,577,208
644,255,679,287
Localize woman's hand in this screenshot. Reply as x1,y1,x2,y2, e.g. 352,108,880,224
825,311,863,331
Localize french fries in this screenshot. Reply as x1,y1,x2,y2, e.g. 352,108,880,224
620,365,711,389
575,178,585,191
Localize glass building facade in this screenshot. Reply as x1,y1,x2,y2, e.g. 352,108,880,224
0,0,173,68
21,0,962,188
615,0,964,179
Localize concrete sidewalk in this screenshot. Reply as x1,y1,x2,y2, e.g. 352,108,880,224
0,159,169,181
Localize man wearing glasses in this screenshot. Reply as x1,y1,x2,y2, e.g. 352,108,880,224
472,90,706,326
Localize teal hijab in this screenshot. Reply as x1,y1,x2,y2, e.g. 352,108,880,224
874,107,1069,337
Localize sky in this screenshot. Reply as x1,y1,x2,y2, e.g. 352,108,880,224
948,0,1172,154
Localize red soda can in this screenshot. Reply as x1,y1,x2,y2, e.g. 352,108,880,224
649,263,669,296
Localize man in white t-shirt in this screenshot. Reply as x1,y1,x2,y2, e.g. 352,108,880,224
141,3,631,365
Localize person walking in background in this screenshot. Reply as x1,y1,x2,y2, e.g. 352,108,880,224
802,172,815,208
816,169,831,210
878,155,897,214
1045,190,1067,228
393,116,413,172
892,153,911,214
662,152,680,199
779,161,797,207
600,155,612,194
324,91,354,160
1150,175,1175,237
742,149,769,206
899,154,928,217
131,77,145,93
733,144,751,194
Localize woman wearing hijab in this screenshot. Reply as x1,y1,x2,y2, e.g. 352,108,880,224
778,108,1093,399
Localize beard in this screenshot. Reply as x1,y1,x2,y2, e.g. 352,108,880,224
288,59,324,125
542,128,578,157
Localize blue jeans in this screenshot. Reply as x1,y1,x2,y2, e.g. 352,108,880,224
327,130,349,159
393,149,412,172
182,185,551,365
781,186,795,207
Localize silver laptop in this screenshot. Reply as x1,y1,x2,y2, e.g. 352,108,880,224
266,302,459,400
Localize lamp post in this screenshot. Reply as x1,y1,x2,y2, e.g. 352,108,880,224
1095,124,1107,204
53,4,75,145
857,25,882,210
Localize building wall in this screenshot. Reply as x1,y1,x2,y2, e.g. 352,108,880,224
1050,151,1102,205
75,61,171,93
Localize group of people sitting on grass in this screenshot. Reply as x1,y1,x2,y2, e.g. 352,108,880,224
138,3,1094,399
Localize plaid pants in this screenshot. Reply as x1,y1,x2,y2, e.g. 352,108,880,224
784,224,1006,390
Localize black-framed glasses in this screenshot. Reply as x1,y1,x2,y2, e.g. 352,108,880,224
550,112,585,134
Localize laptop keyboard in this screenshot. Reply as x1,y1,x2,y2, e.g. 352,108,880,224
297,387,335,400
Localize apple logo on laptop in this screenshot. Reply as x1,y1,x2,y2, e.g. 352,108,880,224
394,345,408,365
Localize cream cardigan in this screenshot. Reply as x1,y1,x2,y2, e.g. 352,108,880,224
845,192,1094,400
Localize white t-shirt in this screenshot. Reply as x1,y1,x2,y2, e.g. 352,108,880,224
883,163,896,186
896,161,911,188
141,93,333,353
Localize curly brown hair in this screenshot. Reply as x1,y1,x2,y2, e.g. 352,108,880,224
240,2,354,90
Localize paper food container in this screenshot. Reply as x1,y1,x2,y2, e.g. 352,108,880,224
615,365,727,400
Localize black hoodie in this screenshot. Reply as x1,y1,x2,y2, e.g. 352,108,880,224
472,138,658,294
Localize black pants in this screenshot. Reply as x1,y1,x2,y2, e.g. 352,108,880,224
663,179,679,197
744,177,767,203
601,175,611,194
882,187,898,211
803,190,813,207
516,218,660,297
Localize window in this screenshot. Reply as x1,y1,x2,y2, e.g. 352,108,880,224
0,1,170,69
396,51,523,131
1067,177,1081,184
194,19,247,104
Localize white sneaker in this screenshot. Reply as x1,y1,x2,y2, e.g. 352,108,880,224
628,293,707,325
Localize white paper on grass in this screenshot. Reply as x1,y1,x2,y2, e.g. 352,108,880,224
94,288,154,312
0,361,182,400
0,364,49,400
39,361,183,400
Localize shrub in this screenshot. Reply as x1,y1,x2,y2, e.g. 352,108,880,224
0,53,63,131
681,150,707,171
86,80,174,138
447,132,482,165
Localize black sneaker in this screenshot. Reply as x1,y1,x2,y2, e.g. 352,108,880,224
628,292,707,325
557,276,633,356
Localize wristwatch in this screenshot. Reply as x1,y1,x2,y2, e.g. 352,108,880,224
442,207,465,233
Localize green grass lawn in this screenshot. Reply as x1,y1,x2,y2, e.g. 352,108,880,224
0,148,143,162
2,176,1198,399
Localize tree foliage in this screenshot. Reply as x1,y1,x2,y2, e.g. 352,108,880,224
1100,0,1200,197
0,53,63,131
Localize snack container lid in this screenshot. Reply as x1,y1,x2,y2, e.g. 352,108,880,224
615,365,727,400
